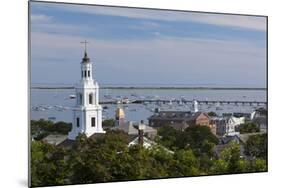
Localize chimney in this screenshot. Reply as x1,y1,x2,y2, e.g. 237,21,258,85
138,129,144,145
138,120,146,145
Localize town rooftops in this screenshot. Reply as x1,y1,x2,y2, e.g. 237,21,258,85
112,121,157,135
42,134,68,146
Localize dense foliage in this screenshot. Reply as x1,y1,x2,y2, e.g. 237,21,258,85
31,119,72,140
31,119,117,139
102,118,115,128
31,125,267,187
239,122,260,134
156,125,219,152
245,133,267,160
207,111,217,117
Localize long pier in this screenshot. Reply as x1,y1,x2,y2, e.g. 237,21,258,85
31,86,266,91
100,99,267,106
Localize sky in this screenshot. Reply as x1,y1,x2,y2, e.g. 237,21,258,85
30,1,267,87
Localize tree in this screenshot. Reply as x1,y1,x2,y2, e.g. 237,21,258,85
239,122,260,134
219,141,249,173
52,121,72,134
31,141,70,187
169,149,200,177
210,159,228,174
31,119,54,140
245,133,267,159
246,159,267,172
198,140,216,173
177,126,219,156
207,111,217,117
69,130,130,183
147,146,174,178
102,119,115,128
156,125,219,154
155,125,178,150
31,119,72,140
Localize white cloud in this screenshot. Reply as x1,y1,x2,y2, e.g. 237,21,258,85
45,3,266,31
30,14,53,23
30,13,96,35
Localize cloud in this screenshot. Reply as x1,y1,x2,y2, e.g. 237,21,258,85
38,3,266,31
30,13,96,36
30,14,53,23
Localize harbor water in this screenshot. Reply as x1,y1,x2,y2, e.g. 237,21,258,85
30,88,267,123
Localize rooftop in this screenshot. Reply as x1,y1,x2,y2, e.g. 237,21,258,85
42,134,68,146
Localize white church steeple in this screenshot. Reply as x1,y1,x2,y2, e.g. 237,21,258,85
68,40,105,140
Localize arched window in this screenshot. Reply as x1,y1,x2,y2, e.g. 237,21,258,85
89,93,93,104
88,70,90,77
84,70,87,77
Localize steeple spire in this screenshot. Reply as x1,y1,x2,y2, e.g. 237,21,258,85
80,40,90,62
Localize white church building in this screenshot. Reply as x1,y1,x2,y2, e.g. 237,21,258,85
68,42,105,140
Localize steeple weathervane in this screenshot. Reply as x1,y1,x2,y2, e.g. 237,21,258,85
80,40,89,54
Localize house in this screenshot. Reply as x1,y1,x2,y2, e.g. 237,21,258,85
214,135,246,158
57,122,171,154
112,120,157,139
148,110,192,129
251,108,267,132
42,134,68,146
233,112,251,120
253,116,267,132
128,123,173,154
215,116,245,136
148,110,216,135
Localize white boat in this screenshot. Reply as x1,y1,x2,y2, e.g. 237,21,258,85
122,98,130,104
168,100,173,106
215,102,223,110
69,94,76,99
104,94,112,99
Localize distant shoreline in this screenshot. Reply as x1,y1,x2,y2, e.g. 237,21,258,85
31,86,266,90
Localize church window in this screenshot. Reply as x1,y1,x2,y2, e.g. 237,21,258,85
79,93,82,105
89,93,93,104
84,70,87,77
76,117,80,127
88,70,90,77
91,117,95,127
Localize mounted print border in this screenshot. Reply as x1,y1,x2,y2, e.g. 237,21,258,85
28,1,268,187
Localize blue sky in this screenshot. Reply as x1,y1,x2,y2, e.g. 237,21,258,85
30,1,267,87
